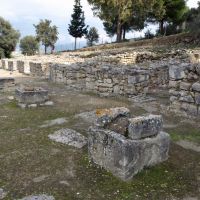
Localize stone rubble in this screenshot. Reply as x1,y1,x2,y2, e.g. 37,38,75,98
48,128,87,148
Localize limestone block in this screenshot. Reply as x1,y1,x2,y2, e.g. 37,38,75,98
88,127,170,181
128,74,149,84
128,115,163,140
169,66,186,80
180,82,192,91
169,80,180,89
179,95,194,103
195,93,200,105
192,82,200,92
181,103,198,116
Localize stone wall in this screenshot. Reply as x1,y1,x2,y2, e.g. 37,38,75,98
49,60,169,97
169,61,200,117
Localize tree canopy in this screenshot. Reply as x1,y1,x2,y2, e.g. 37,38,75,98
34,19,58,54
20,36,39,56
87,0,154,42
68,0,88,50
85,27,99,46
0,17,20,58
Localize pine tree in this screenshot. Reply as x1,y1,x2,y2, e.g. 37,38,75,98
68,0,88,50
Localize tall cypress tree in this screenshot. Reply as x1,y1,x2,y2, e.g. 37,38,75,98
68,0,88,50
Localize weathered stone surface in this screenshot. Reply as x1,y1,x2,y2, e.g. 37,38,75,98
88,127,170,181
128,115,163,140
169,66,186,80
40,118,67,128
49,128,87,148
181,103,198,116
0,78,15,89
15,87,48,104
96,107,130,127
0,188,7,199
195,93,200,105
192,82,200,92
19,194,55,200
180,82,191,91
179,95,194,103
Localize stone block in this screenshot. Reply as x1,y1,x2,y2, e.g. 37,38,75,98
195,93,200,105
192,82,200,92
128,74,149,84
169,66,186,80
88,127,170,181
180,82,192,91
128,115,163,140
179,95,194,103
181,103,198,116
15,87,48,104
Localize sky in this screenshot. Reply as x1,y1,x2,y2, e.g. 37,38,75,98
0,0,199,50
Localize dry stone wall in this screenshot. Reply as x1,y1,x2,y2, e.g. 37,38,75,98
169,61,200,117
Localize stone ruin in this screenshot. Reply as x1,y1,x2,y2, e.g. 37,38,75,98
0,78,15,90
15,86,53,108
88,107,170,181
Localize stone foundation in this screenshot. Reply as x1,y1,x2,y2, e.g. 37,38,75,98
88,108,170,181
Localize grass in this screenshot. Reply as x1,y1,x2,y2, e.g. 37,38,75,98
0,82,199,199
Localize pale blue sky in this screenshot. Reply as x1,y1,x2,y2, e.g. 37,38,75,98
0,0,199,48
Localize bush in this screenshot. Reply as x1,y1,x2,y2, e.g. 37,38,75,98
20,36,39,56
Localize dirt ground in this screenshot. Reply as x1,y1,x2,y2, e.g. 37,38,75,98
0,69,199,200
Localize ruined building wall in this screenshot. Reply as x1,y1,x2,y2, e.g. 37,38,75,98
169,61,200,117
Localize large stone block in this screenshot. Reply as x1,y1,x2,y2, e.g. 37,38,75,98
192,82,200,92
128,115,163,140
169,66,186,80
15,87,49,104
88,127,170,181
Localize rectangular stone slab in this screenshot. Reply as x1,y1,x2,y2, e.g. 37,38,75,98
128,115,163,140
88,127,170,181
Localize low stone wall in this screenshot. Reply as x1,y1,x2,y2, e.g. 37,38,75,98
169,61,200,117
49,59,170,97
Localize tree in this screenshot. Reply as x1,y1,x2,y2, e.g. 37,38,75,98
85,27,99,46
34,19,58,54
0,17,20,58
186,2,200,35
68,0,88,50
20,36,39,56
88,0,154,42
149,0,188,35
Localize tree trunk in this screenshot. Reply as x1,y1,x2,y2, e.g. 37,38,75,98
123,26,126,41
45,46,47,54
160,20,164,36
116,19,122,43
74,37,77,50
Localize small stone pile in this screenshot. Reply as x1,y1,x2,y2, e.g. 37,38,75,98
88,107,170,181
